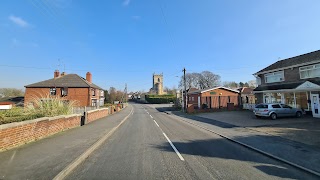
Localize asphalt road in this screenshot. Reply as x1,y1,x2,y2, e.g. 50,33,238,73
67,103,318,180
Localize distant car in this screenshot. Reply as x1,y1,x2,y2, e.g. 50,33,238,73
253,103,303,120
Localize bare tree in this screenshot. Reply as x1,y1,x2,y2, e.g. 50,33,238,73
178,71,221,90
248,80,257,88
0,88,24,97
200,71,221,88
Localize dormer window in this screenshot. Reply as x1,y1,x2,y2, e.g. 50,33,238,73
265,71,284,83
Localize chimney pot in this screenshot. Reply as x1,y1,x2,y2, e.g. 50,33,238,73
86,72,92,83
54,70,60,78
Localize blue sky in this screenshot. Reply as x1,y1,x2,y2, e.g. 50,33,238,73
1,0,320,92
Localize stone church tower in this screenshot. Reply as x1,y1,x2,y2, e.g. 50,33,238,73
151,73,164,95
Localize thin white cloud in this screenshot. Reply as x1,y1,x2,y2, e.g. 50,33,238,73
122,0,131,6
8,15,29,27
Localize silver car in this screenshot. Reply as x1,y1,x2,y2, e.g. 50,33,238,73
254,103,303,120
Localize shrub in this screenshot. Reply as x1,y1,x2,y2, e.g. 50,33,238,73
0,94,76,125
27,94,76,117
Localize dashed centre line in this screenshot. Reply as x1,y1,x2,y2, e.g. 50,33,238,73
153,120,160,127
162,133,185,161
145,107,184,161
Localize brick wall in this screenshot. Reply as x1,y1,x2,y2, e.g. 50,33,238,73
0,104,128,151
258,63,320,87
25,87,90,107
0,114,82,151
87,108,109,123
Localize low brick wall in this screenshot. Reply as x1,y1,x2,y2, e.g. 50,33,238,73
0,114,82,151
0,104,129,151
87,108,109,123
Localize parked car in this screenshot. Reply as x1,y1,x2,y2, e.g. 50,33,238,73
253,103,303,120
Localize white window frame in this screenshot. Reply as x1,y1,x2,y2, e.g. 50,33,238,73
264,71,284,83
299,63,320,79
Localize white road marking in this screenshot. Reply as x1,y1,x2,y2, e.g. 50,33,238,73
162,133,184,161
147,112,149,114
153,120,160,127
150,115,153,118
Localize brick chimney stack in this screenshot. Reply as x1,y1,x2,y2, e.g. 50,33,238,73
54,70,60,78
86,72,92,83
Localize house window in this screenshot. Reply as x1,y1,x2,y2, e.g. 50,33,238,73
100,90,104,97
300,64,320,79
191,97,194,101
50,88,56,95
265,71,284,83
92,89,96,96
61,87,68,96
92,99,97,107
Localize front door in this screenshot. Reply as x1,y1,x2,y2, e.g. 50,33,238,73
311,94,320,118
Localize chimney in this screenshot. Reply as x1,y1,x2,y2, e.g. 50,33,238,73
61,72,67,76
86,72,92,83
54,70,60,78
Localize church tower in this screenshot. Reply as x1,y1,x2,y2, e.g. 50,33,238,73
152,73,163,95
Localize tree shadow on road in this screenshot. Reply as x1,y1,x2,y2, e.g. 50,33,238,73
155,107,238,128
152,137,319,180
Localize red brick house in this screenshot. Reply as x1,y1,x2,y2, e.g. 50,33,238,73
24,70,104,107
187,87,240,109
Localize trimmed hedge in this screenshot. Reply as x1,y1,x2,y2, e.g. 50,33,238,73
145,94,176,104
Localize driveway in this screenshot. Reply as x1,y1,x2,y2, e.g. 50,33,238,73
196,110,320,148
197,110,317,127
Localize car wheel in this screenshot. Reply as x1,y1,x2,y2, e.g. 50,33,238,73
296,111,302,118
270,113,277,120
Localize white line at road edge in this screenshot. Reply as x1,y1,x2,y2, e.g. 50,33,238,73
153,120,160,127
162,133,185,161
150,115,153,118
53,106,134,180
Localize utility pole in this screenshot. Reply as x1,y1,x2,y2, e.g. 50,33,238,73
183,68,186,112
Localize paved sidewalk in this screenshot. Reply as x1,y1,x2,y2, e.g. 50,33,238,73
0,105,132,180
168,110,320,175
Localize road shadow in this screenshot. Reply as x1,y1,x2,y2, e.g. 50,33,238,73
161,109,238,129
152,137,319,179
